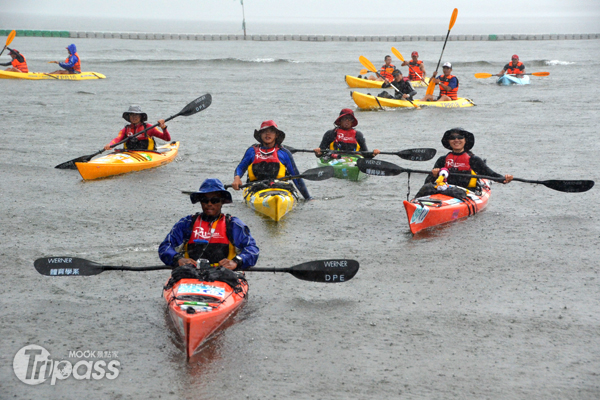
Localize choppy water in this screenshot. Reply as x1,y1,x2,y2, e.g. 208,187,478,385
1,36,599,399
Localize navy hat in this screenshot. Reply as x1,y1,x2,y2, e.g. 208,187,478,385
122,105,148,123
190,179,233,204
441,128,475,151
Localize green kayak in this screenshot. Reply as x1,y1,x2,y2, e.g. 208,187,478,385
316,155,367,181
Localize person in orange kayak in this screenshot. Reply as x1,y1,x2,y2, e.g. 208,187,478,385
49,44,81,74
497,54,525,77
159,178,259,270
0,48,28,73
314,108,380,157
401,51,426,82
103,105,171,151
232,120,312,200
367,55,396,82
421,62,458,102
413,128,513,199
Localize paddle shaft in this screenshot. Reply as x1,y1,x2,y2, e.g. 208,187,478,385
0,30,16,57
432,8,458,77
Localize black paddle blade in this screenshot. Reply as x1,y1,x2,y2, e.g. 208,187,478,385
396,148,437,161
250,259,359,283
543,180,594,193
55,152,99,169
178,93,212,117
357,158,403,176
34,257,104,276
300,166,334,181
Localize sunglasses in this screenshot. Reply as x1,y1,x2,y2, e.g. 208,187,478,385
449,135,465,140
199,197,222,204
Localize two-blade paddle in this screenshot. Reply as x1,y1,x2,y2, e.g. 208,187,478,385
390,47,427,84
283,145,436,161
34,257,360,283
426,8,458,96
359,55,420,109
474,72,550,79
55,94,212,169
356,158,594,193
0,30,16,57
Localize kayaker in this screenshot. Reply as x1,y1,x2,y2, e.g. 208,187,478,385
232,120,312,200
378,70,417,101
401,51,426,82
159,178,259,270
413,128,513,199
367,55,396,82
0,48,28,73
103,105,171,151
48,44,81,74
314,108,380,157
421,62,459,102
497,54,525,77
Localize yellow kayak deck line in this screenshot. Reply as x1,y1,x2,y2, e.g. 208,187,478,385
242,186,295,222
0,70,106,80
345,75,430,88
351,91,475,109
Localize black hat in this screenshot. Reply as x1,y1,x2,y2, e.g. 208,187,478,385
441,128,475,151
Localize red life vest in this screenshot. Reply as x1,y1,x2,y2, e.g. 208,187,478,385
379,63,396,81
506,61,524,75
185,214,236,266
65,52,81,73
407,60,424,81
122,123,156,150
247,145,286,182
439,74,459,100
11,56,28,73
444,152,477,188
329,128,360,151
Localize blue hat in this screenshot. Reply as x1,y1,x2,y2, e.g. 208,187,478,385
190,179,233,204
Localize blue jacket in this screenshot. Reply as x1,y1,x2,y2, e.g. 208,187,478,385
158,214,259,269
59,44,80,72
235,146,312,200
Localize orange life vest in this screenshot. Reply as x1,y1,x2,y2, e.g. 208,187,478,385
11,56,28,73
185,214,236,266
439,74,459,100
506,61,524,75
407,60,424,81
65,52,81,73
379,63,396,81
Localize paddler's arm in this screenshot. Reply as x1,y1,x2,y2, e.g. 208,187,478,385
158,215,195,267
232,147,255,190
104,128,127,150
279,148,312,200
219,216,259,270
314,130,336,157
146,120,170,141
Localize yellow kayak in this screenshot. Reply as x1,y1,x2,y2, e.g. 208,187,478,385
242,186,295,222
351,91,475,110
75,142,179,180
0,70,106,80
345,75,429,88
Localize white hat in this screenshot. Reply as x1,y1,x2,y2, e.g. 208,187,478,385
442,62,452,68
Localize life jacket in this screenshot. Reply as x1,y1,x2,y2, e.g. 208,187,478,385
247,144,286,182
329,128,361,152
122,123,156,150
65,52,81,73
439,74,459,100
506,61,524,75
184,213,236,266
444,152,477,188
407,60,424,81
379,63,396,81
11,55,28,73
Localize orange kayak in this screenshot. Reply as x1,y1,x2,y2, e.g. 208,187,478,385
163,277,248,358
403,180,491,234
75,141,179,180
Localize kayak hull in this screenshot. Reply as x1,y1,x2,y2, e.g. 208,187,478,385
496,75,530,85
351,91,475,110
75,141,179,180
345,75,429,88
163,277,248,358
316,155,367,181
0,71,106,80
243,186,295,221
403,180,491,234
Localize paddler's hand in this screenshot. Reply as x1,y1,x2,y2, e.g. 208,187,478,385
219,259,237,270
503,174,513,184
158,119,167,129
49,61,58,64
372,149,380,156
431,168,441,178
178,257,197,267
103,144,112,150
231,176,243,190
314,148,322,157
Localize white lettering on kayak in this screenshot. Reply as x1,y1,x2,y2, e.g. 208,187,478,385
48,258,73,264
325,274,345,282
323,261,348,268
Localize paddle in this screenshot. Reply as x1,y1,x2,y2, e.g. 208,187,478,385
231,166,335,189
390,47,426,84
356,158,594,193
0,30,16,57
359,55,420,109
283,145,436,161
33,257,359,283
55,94,212,169
474,72,550,79
426,8,458,96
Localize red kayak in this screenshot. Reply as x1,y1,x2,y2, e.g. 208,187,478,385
403,180,491,234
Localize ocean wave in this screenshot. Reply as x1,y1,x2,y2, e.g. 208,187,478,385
545,60,575,66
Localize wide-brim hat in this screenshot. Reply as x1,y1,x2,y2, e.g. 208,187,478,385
122,105,148,122
334,108,358,127
190,178,233,204
441,128,475,151
253,120,286,145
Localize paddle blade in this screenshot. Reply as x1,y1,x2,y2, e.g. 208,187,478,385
426,78,436,96
178,93,212,117
287,259,359,283
299,166,334,181
6,30,16,46
34,257,104,276
357,158,403,176
474,73,493,79
396,148,437,161
55,154,96,169
391,47,404,62
532,72,550,77
449,8,458,30
543,180,594,193
359,69,369,74
359,55,377,73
